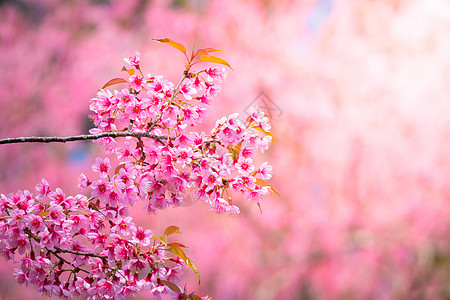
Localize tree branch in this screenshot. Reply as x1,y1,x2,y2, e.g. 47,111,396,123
0,131,175,145
47,248,90,274
54,246,108,259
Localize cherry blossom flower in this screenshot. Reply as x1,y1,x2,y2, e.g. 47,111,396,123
235,157,255,174
205,67,227,83
111,217,136,236
77,173,91,190
192,76,206,92
179,79,198,100
205,83,221,100
258,162,273,180
240,147,256,158
115,89,135,110
92,157,111,176
27,215,45,233
90,178,112,202
124,51,140,69
131,226,153,246
129,75,145,91
176,148,194,165
35,179,50,200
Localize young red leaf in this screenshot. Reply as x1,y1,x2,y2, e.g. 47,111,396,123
153,38,187,55
160,280,181,294
164,225,180,236
101,78,127,89
194,49,210,57
202,47,222,53
257,202,263,214
199,55,233,70
254,178,280,196
114,163,126,175
251,124,276,146
195,47,223,57
39,211,49,218
168,242,188,248
121,66,135,76
188,293,203,300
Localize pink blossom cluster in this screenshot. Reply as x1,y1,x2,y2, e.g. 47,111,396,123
0,51,273,299
88,51,273,215
1,181,188,299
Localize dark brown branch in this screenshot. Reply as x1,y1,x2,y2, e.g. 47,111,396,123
25,229,107,262
54,246,108,259
0,131,174,145
137,136,146,161
47,249,90,274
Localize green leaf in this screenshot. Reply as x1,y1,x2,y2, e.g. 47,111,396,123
254,178,280,196
153,38,186,55
164,225,180,236
199,55,233,70
160,280,181,294
159,235,167,246
188,293,203,300
169,245,187,261
101,78,127,89
168,242,188,248
186,257,201,284
169,245,201,284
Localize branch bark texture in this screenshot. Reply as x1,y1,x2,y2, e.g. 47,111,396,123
0,131,174,145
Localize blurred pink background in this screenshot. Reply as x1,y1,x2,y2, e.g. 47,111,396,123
1,0,450,299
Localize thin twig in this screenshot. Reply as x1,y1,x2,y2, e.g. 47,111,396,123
169,71,189,104
137,136,146,161
47,249,90,274
25,229,108,261
54,246,108,259
0,131,175,145
147,72,189,134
